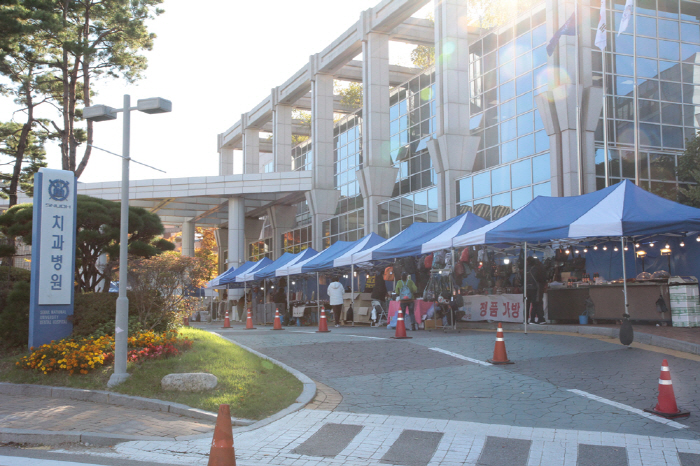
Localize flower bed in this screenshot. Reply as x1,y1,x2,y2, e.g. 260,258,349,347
17,330,191,375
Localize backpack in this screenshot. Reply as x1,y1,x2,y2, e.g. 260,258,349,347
383,266,394,281
345,305,354,322
398,281,413,301
460,247,470,263
433,250,446,269
402,256,417,274
424,253,433,270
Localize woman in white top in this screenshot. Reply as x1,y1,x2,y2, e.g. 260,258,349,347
327,276,344,327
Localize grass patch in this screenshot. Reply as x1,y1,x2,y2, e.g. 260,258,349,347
0,328,302,420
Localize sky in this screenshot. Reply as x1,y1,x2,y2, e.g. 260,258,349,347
1,0,430,185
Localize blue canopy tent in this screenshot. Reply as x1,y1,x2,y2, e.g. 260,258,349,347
452,181,700,247
450,180,700,334
334,213,485,266
234,257,273,285
206,266,236,289
214,261,258,287
275,248,319,277
239,252,297,282
300,233,384,272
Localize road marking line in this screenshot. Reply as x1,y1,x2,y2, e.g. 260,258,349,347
288,331,388,340
567,389,688,429
429,347,492,366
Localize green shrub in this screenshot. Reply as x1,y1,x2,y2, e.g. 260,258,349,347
0,281,30,348
73,291,171,337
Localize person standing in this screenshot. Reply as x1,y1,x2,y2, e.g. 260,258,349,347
370,270,388,324
395,272,418,330
526,257,547,324
327,276,344,327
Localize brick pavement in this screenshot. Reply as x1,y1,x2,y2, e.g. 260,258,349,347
0,393,215,438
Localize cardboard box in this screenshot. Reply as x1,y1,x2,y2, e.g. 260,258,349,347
423,319,436,329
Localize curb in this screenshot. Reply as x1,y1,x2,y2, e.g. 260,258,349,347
457,322,700,356
0,329,316,446
206,331,317,435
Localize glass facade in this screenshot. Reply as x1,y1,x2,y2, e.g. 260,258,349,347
281,201,312,254
249,215,273,261
322,109,365,247
378,69,438,237
292,139,313,172
457,3,551,220
592,0,700,198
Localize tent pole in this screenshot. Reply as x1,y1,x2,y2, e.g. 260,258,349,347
523,242,528,335
621,237,629,317
244,283,247,321
316,272,320,324
287,275,290,326
351,264,355,326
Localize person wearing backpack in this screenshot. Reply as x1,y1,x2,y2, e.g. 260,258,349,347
327,276,345,327
396,272,418,330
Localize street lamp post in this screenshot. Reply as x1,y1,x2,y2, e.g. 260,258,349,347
84,94,171,387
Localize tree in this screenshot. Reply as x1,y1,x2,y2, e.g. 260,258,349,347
195,227,218,281
292,109,311,145
337,82,363,110
411,45,435,70
677,131,700,208
0,122,47,204
0,195,174,292
0,0,164,178
128,252,210,330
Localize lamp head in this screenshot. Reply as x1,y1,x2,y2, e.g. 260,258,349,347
137,97,172,114
83,104,117,121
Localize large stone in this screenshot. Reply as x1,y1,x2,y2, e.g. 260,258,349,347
161,373,218,392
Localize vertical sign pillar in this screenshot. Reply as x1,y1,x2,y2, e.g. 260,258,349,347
29,168,78,349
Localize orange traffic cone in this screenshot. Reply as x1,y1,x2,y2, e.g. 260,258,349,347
272,308,284,330
392,308,412,339
644,359,690,419
222,311,230,329
245,308,256,330
487,323,513,364
207,404,236,466
183,316,189,327
317,308,331,333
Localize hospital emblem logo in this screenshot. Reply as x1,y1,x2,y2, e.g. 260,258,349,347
48,179,70,201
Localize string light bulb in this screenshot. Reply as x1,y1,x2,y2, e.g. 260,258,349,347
665,244,670,249
696,236,700,242
680,241,685,247
575,250,579,254
583,248,588,253
603,246,608,251
593,246,598,250
624,246,628,251
635,243,640,248
565,249,570,254
649,242,654,247
614,246,619,252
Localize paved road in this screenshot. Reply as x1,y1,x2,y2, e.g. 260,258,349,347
7,324,700,466
218,326,700,440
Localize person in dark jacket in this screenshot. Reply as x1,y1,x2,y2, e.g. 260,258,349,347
370,270,388,324
526,257,547,324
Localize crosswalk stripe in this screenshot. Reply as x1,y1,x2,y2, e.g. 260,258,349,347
477,436,531,466
578,444,628,466
380,429,444,466
291,423,363,458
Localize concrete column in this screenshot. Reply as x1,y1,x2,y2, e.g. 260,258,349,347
360,31,394,234
181,220,195,257
227,197,245,268
242,113,260,174
269,205,296,259
431,0,477,221
214,227,228,274
535,91,563,197
310,66,338,248
272,88,293,172
306,189,340,251
218,134,234,176
311,72,335,189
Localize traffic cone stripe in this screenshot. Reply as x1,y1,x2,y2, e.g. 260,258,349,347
496,338,504,342
321,315,326,319
661,366,670,371
659,379,673,385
